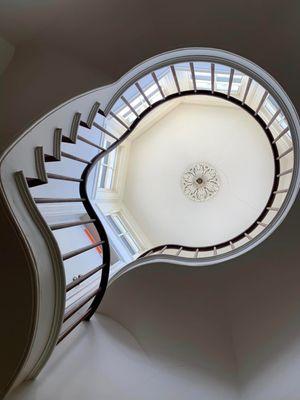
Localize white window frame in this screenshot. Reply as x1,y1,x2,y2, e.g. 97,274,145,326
97,139,119,192
106,211,140,256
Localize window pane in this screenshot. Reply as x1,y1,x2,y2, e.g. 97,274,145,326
105,167,114,189
98,164,107,188
215,64,231,93
154,66,178,96
111,98,136,126
124,233,139,254
120,234,139,255
138,73,163,105
104,113,127,138
112,214,127,234
107,213,140,256
277,112,288,130
174,62,193,91
265,95,279,115
194,62,212,90
230,69,246,100
123,84,148,116
106,215,123,235
98,146,117,190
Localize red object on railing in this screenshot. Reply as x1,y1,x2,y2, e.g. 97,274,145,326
84,228,103,255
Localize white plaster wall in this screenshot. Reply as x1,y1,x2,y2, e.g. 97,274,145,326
6,225,300,400
227,257,300,400
123,99,275,247
6,264,239,400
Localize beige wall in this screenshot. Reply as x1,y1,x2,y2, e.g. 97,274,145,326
5,206,300,400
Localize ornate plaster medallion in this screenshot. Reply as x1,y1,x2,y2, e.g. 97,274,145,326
181,162,220,202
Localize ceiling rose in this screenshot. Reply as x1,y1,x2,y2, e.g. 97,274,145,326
181,162,220,202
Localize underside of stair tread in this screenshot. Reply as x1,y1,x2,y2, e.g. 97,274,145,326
26,177,47,187
15,102,113,349
44,154,59,162
61,112,81,143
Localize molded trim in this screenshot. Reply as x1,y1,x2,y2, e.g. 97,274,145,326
14,171,65,378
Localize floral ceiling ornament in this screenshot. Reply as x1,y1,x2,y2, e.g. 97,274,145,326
181,162,220,202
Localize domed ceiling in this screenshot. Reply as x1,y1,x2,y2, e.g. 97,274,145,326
122,96,275,247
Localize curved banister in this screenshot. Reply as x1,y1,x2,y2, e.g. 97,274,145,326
78,153,111,322
1,49,299,391
43,55,299,337
93,92,282,260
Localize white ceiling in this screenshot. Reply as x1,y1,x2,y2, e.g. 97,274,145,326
123,97,275,247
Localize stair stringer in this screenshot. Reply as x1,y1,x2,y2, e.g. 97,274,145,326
0,87,114,397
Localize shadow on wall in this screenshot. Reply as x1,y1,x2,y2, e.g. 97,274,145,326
5,202,300,400
102,265,240,400
228,257,300,400
101,249,300,400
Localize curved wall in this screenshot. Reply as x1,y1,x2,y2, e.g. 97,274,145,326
6,208,300,400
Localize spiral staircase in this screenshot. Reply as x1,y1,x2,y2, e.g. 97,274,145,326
1,48,299,397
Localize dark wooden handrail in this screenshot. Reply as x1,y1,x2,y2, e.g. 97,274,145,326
63,288,100,322
76,87,285,264
57,61,293,342
96,89,282,262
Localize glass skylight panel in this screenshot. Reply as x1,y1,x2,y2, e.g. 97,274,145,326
138,74,164,105
193,62,212,90
154,66,177,96
230,70,248,100
104,113,126,138
174,62,193,91
93,110,106,129
229,74,243,93
122,84,148,116
263,95,289,134
214,64,232,93
265,95,278,115
111,98,136,126
277,112,289,130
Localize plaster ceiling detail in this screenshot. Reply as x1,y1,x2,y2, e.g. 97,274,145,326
181,162,220,202
121,97,275,247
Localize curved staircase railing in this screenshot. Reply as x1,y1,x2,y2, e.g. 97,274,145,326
1,49,299,387
17,56,300,340
28,62,294,341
